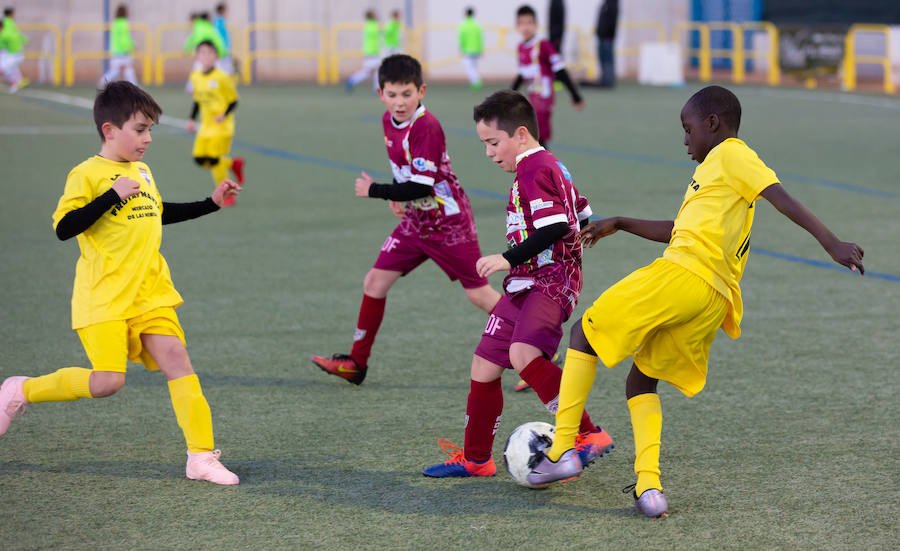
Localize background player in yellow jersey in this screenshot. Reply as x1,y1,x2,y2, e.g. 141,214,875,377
0,82,244,485
187,40,244,202
527,86,864,517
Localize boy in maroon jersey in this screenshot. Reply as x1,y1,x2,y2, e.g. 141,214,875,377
312,55,501,385
512,4,584,147
422,90,612,478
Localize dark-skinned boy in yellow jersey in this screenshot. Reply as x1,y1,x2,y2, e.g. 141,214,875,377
526,86,864,518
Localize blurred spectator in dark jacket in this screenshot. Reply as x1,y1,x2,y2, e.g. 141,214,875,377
549,0,565,54
596,0,618,87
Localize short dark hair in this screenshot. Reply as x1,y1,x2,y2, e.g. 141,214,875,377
94,82,161,141
686,85,742,132
466,7,475,17
3,7,13,17
365,9,376,20
378,54,423,89
115,4,128,18
196,39,218,53
516,5,536,19
198,11,210,20
473,89,539,139
216,3,226,14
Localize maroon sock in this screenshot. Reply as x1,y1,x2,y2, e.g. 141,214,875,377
463,379,503,463
349,294,386,369
520,356,598,434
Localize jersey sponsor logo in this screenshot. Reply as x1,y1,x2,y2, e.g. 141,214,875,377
408,196,439,211
529,198,553,213
434,181,460,216
138,167,151,185
506,211,526,234
208,80,218,89
484,314,503,336
690,178,699,191
381,236,401,252
412,157,437,173
110,174,121,182
555,162,572,182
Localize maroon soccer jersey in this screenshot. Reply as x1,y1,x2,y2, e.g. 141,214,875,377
517,37,566,100
503,147,589,317
382,105,477,245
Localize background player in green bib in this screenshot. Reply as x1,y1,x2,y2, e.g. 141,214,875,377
346,9,382,93
99,4,138,87
383,10,403,56
0,7,28,93
459,7,484,90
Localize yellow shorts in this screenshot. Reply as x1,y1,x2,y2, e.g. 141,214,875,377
192,134,233,159
582,258,729,397
76,307,186,373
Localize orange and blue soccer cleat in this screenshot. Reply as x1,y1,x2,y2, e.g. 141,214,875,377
311,354,367,385
574,427,614,467
624,483,668,518
422,438,496,478
230,157,245,184
186,449,240,485
0,376,29,437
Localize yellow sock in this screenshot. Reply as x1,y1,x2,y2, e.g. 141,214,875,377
546,348,598,461
628,393,663,495
210,156,232,185
22,367,93,403
168,374,214,453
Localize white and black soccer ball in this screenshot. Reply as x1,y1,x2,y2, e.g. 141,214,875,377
503,421,555,488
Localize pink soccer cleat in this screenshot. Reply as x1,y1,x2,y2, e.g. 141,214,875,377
186,449,240,485
0,376,29,437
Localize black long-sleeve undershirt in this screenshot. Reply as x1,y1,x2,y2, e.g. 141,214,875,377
368,179,433,202
55,192,219,241
502,221,569,268
190,101,237,120
511,74,524,91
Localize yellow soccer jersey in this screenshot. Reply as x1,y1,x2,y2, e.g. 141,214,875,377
189,67,238,138
51,156,183,329
662,138,779,338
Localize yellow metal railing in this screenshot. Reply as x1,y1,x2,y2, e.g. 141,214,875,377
19,23,62,85
410,23,511,73
64,22,152,85
672,22,712,82
740,21,779,86
242,22,328,85
843,24,894,94
328,22,365,84
153,22,191,85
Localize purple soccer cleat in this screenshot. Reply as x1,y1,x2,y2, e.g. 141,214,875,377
525,448,583,487
625,484,668,518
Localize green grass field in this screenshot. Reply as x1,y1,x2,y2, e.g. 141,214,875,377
1,82,898,549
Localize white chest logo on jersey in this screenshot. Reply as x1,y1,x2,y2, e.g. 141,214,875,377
208,80,218,89
138,167,151,185
412,157,437,173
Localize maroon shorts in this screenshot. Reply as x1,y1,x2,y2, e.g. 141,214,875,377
373,227,488,289
474,290,565,369
528,93,554,143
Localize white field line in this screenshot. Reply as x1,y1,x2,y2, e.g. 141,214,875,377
18,88,191,128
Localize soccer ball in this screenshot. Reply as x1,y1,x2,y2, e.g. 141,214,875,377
503,421,555,488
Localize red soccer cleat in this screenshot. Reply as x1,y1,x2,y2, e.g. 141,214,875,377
311,354,367,385
230,157,245,184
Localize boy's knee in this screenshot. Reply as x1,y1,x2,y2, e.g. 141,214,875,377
89,371,125,398
193,156,209,167
362,269,392,297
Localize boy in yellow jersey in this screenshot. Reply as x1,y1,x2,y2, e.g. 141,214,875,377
187,40,244,202
0,82,244,485
526,86,864,517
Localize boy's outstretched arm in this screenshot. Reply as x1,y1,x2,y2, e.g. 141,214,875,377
760,183,864,274
580,216,674,248
55,176,141,240
161,179,242,225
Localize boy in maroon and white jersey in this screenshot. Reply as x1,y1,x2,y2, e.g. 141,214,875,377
422,90,611,479
512,4,584,146
312,55,501,385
